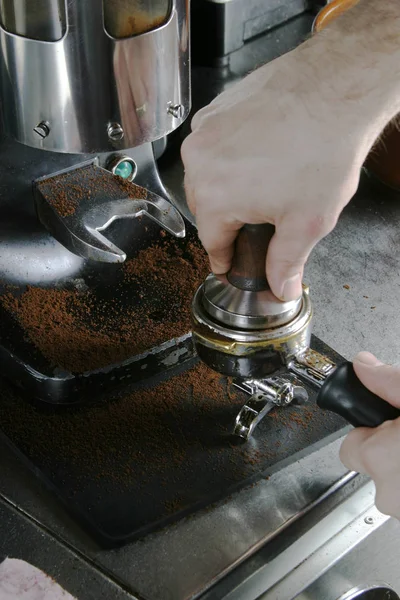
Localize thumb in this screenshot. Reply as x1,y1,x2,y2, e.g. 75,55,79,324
266,213,337,301
265,219,309,301
196,212,242,275
353,352,400,409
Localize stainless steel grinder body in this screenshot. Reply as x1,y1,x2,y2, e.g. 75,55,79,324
0,0,190,154
0,0,190,271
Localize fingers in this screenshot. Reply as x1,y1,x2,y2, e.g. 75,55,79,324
339,353,400,519
266,227,305,302
266,213,337,301
353,352,400,408
339,427,376,473
183,173,196,218
340,418,400,519
195,212,241,275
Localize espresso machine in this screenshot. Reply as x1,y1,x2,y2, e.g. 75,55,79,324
0,0,195,401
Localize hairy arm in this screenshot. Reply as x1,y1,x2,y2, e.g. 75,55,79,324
304,0,400,158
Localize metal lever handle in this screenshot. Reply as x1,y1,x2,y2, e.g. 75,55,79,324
316,362,400,428
227,224,275,292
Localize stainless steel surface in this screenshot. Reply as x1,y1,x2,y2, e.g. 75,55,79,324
0,0,66,41
203,274,302,330
233,375,308,439
35,160,185,263
221,480,388,600
0,0,190,153
0,434,353,599
103,0,171,37
192,284,312,357
292,517,400,600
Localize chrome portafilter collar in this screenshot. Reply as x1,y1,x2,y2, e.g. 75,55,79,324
191,278,313,378
190,224,314,378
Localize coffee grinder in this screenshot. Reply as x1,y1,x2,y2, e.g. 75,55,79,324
0,0,192,401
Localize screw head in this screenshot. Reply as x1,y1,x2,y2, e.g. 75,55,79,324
107,122,124,142
364,516,374,525
167,103,183,118
34,121,51,139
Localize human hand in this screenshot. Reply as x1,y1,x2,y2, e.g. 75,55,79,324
181,0,400,301
340,351,400,519
181,49,362,301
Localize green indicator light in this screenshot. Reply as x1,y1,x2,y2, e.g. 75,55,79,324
114,160,134,179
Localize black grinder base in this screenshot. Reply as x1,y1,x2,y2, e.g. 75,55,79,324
0,335,347,548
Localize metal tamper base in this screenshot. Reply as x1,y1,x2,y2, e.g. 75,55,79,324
191,224,313,379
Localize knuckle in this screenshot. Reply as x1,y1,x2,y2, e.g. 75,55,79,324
305,213,338,239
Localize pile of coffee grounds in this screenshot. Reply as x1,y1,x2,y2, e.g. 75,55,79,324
36,164,148,218
0,233,209,373
0,362,322,515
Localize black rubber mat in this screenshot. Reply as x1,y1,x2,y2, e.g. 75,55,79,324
0,335,347,548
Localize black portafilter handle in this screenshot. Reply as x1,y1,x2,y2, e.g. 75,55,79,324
316,361,400,428
227,223,275,292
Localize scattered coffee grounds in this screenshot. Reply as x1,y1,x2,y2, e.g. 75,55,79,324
36,164,148,218
0,364,234,487
0,353,345,546
0,233,209,373
0,362,327,504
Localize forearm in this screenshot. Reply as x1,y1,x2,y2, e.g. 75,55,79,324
277,0,400,163
315,0,400,152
